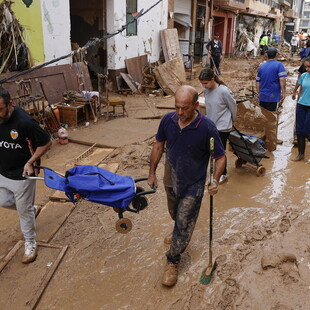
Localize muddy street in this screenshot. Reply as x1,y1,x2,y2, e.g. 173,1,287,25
1,57,310,310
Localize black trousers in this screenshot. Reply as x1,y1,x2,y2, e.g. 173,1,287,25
210,54,221,74
219,131,230,176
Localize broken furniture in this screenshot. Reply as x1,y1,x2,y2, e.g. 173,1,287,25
56,103,85,127
12,79,59,137
63,90,97,121
108,97,127,117
141,63,157,94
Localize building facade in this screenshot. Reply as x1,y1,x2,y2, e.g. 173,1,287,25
300,0,310,34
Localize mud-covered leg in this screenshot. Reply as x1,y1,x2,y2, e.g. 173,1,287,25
167,194,203,264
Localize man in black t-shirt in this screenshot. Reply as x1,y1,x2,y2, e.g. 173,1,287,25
206,32,223,74
0,87,51,263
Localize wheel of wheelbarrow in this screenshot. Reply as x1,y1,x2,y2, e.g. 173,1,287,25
132,196,148,211
235,158,244,168
256,166,266,177
115,218,132,234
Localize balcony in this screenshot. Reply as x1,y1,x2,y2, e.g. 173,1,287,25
213,0,246,11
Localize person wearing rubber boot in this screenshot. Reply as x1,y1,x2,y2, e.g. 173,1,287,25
0,87,51,263
148,85,225,287
292,56,310,161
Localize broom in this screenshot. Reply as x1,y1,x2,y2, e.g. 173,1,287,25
199,137,217,285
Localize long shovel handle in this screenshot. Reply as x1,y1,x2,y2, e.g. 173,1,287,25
209,137,214,265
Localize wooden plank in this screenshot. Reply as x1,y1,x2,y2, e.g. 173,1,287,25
120,73,138,93
68,138,114,149
75,147,114,166
0,240,23,273
36,201,75,243
154,58,186,95
0,241,68,310
98,163,120,173
160,29,182,62
125,55,148,84
32,244,68,310
49,190,71,202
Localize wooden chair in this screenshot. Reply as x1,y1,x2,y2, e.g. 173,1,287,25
108,97,127,117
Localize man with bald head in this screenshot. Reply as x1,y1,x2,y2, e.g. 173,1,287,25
148,85,225,287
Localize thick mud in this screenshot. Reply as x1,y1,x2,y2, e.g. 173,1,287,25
1,57,310,309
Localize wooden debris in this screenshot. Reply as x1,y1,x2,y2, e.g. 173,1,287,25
120,73,139,93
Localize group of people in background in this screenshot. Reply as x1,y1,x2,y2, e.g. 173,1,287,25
259,30,310,59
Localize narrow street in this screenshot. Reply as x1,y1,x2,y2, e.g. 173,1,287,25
1,57,310,309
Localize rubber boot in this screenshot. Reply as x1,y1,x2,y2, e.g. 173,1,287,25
292,135,305,161
162,262,178,287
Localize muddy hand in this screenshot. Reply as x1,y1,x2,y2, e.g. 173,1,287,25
207,180,218,195
22,162,34,178
147,175,158,189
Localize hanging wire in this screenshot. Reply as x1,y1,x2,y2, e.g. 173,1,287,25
0,0,163,84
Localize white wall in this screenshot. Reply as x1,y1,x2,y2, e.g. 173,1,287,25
40,0,71,65
106,0,168,70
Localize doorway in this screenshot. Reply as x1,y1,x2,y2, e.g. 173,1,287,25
69,0,107,86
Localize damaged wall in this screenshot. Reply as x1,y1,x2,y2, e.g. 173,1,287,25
106,0,168,71
237,14,275,46
40,0,71,66
11,0,71,66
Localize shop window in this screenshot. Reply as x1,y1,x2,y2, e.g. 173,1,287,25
126,0,137,36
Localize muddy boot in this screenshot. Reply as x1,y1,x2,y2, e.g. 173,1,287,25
292,136,305,161
164,233,172,245
162,262,178,287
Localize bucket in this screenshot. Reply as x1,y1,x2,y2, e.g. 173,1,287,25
57,127,68,145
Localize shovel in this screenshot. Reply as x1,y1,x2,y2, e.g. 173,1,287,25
199,137,217,285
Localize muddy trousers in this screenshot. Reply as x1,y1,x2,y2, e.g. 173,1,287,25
165,187,203,264
0,173,36,241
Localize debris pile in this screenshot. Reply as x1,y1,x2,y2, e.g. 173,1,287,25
0,1,30,73
116,28,187,96
235,28,258,57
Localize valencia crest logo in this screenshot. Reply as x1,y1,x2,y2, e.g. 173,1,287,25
10,129,19,140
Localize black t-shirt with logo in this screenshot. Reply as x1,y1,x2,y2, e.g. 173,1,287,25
0,106,51,180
